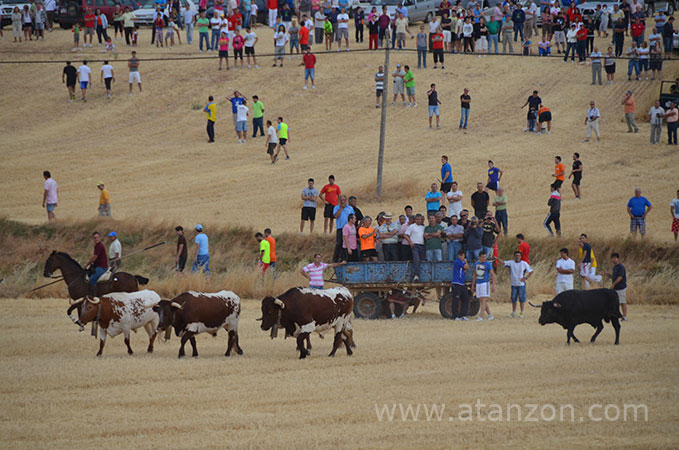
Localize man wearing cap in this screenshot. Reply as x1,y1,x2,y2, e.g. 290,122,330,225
97,182,111,217
192,224,210,274
391,63,406,107
378,213,400,261
108,231,122,272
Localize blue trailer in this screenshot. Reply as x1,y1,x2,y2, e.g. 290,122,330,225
329,261,480,319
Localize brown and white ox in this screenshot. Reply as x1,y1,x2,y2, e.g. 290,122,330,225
153,290,243,358
69,290,161,357
259,287,354,359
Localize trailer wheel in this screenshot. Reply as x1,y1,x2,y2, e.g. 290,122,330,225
439,292,481,318
354,291,383,319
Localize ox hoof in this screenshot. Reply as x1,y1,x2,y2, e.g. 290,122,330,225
147,348,154,353
96,353,102,358
178,354,185,359
236,347,243,355
225,351,231,357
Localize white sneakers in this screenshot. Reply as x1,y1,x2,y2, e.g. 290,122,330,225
477,317,484,321
477,315,494,321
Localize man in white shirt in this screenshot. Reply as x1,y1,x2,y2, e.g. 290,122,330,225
108,231,122,272
555,248,575,294
446,182,463,218
100,60,115,98
42,170,58,221
404,213,426,281
77,60,92,101
210,12,222,51
649,99,665,145
236,99,249,143
265,119,278,164
498,251,533,317
45,0,57,30
584,100,600,142
314,10,325,45
336,7,350,51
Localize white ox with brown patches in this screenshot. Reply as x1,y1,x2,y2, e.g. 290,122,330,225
69,290,161,357
259,287,355,359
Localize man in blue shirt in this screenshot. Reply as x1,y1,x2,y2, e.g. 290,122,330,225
228,91,244,139
626,187,652,238
440,155,453,192
451,249,470,320
332,194,355,261
472,250,495,321
486,160,503,192
425,183,442,216
192,224,210,274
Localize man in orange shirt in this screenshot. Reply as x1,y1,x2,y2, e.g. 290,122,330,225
358,217,378,261
622,90,639,133
552,155,566,189
536,105,551,134
516,233,530,263
264,228,277,279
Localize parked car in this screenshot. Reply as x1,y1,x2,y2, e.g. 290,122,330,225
0,0,32,27
133,0,196,24
371,0,439,23
56,0,138,28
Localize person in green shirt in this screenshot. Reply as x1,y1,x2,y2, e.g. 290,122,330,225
404,65,416,107
256,232,271,275
486,16,500,54
323,17,333,50
196,11,210,51
274,116,290,161
251,95,265,138
492,186,508,235
424,213,444,261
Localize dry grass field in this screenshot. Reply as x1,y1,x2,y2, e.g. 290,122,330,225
0,26,677,244
0,297,678,449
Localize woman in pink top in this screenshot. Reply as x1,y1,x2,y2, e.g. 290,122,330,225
232,28,245,67
218,31,230,70
342,214,358,262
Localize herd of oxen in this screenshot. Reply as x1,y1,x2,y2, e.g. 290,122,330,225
45,251,622,359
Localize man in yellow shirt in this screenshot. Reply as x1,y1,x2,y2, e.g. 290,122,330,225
204,95,216,143
97,181,111,216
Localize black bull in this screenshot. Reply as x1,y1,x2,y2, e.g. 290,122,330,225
531,288,622,345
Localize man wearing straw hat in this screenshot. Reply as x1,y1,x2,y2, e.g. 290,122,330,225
97,181,111,217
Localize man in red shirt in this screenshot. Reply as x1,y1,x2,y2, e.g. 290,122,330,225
516,233,530,263
302,47,316,89
83,8,96,47
630,18,644,47
228,10,242,30
320,175,341,233
264,228,277,279
576,23,587,62
431,27,444,69
86,231,109,295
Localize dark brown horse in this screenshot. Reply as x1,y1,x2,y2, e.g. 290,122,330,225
43,251,149,324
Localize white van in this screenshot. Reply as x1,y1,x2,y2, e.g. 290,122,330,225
370,0,438,23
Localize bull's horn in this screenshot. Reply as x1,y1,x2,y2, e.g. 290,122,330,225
69,298,85,306
255,317,263,321
88,297,101,305
273,298,285,309
528,302,541,308
171,302,183,310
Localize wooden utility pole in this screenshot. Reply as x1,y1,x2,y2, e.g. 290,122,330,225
376,41,390,199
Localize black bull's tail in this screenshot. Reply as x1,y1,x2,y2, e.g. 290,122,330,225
135,275,150,286
603,289,623,323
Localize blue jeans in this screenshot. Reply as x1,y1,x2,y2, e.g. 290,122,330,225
412,244,425,279
513,22,524,42
482,246,493,259
417,48,427,68
511,285,526,303
460,107,469,128
243,11,251,28
211,28,220,50
564,42,576,61
185,22,193,44
426,248,442,261
466,248,481,264
495,210,508,235
89,266,107,287
192,254,210,273
628,60,640,77
664,36,673,53
199,31,209,50
488,33,498,53
252,117,264,137
448,241,462,261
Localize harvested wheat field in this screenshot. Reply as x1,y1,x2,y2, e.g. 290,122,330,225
0,297,678,449
0,27,677,242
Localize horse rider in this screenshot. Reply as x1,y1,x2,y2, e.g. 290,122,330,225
85,231,109,296
108,231,122,273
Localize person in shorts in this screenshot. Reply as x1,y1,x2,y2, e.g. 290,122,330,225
128,51,142,94
472,250,495,321
569,152,583,199
358,216,379,261
62,61,77,102
391,63,406,106
427,83,441,128
609,252,627,320
320,175,341,233
265,120,278,163
404,65,416,106
537,105,551,134
497,251,533,318
301,178,318,233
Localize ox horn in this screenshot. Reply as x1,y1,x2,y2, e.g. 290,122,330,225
88,297,101,305
69,298,85,306
171,302,183,310
273,298,285,309
255,317,263,321
528,302,541,308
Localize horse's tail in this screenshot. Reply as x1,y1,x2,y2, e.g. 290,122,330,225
135,275,150,286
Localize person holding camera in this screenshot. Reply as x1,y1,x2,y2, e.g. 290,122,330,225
481,212,500,258
464,215,483,264
584,100,601,142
